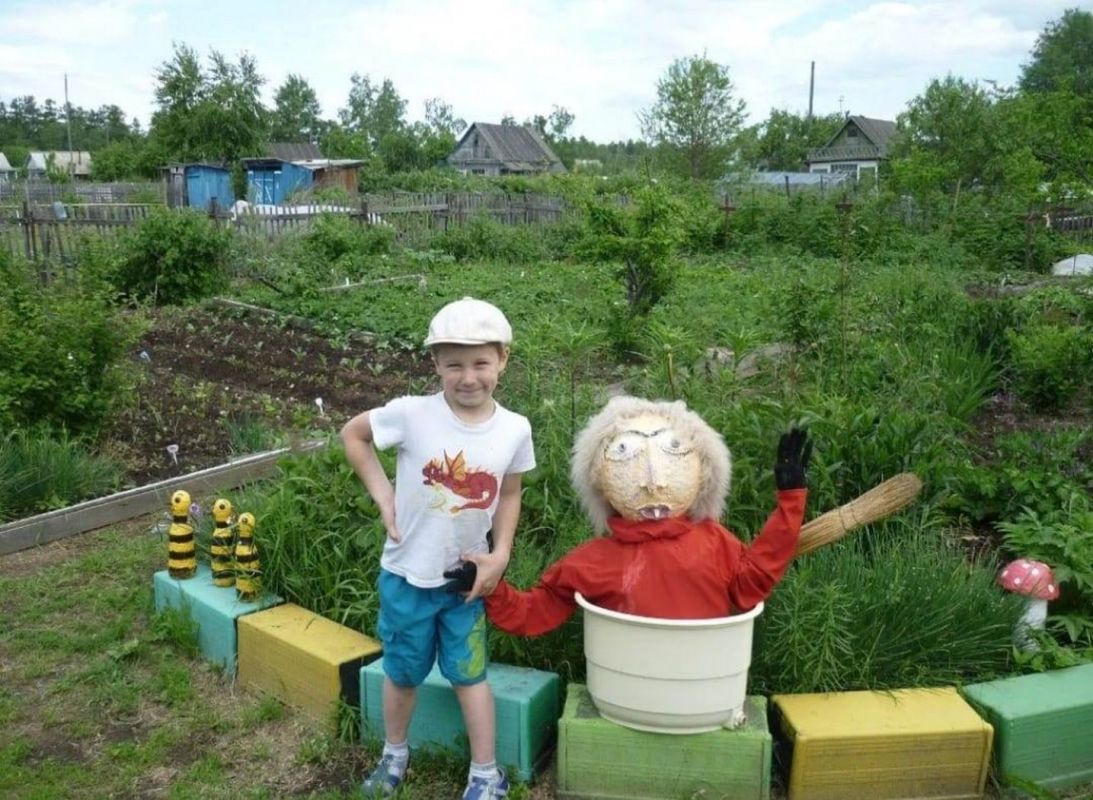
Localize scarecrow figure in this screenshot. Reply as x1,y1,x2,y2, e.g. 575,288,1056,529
459,396,811,633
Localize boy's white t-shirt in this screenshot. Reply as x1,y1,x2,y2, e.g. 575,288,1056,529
369,391,536,588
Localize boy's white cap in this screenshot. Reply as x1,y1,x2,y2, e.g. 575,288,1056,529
424,296,513,347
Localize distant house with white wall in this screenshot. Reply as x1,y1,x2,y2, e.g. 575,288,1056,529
0,153,15,183
26,150,93,180
806,116,897,182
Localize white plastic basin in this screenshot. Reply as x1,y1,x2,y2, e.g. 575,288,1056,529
575,592,763,734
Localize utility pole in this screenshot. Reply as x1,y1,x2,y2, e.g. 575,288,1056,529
64,73,75,177
808,61,815,121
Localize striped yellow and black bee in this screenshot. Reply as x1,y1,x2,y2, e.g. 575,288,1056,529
167,490,197,579
234,512,261,602
210,498,235,587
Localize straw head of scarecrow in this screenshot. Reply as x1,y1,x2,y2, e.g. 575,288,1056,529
570,396,732,535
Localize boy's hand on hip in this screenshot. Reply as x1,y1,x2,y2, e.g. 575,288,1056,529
378,502,400,542
462,551,509,602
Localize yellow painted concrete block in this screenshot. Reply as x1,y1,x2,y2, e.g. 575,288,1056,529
773,687,993,800
238,603,382,722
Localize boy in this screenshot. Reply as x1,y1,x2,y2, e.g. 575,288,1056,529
341,297,535,800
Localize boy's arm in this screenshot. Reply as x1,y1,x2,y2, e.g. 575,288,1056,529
340,410,400,542
463,471,522,601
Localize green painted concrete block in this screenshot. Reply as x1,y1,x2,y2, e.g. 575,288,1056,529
153,564,282,674
360,658,560,782
961,663,1093,791
557,683,771,800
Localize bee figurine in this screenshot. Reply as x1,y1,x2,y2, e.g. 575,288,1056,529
234,512,261,602
167,490,196,579
210,498,235,588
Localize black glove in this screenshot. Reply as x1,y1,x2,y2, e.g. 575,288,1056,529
443,561,477,594
774,428,812,490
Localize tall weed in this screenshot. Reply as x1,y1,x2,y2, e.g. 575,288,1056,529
751,520,1023,693
0,431,122,521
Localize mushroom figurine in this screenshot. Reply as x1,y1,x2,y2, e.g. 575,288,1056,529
998,558,1059,649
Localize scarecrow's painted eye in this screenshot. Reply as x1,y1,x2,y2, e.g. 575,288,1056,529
604,433,644,461
653,428,692,456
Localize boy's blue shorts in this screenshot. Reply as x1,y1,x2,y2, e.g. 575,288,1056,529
377,569,488,688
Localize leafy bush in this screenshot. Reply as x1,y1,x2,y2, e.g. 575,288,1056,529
429,214,548,263
998,496,1093,648
301,213,394,263
108,209,231,305
0,253,136,435
0,430,123,521
947,428,1093,524
1006,323,1091,410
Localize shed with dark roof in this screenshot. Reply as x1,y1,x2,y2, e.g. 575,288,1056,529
806,116,897,180
447,123,566,176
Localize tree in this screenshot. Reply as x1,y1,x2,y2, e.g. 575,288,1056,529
423,97,465,137
639,54,746,179
531,105,575,141
338,74,407,149
270,74,324,142
148,43,268,164
1020,8,1093,101
746,109,845,171
890,75,995,194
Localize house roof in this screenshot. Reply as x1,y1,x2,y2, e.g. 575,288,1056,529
264,142,323,161
27,151,93,175
807,116,897,163
0,153,14,172
449,123,565,172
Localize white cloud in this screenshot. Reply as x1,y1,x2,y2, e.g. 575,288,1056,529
0,0,1077,142
4,0,142,45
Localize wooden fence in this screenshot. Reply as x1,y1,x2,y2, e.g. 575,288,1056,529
0,191,574,271
0,181,162,204
0,202,154,272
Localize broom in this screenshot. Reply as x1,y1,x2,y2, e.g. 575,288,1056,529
795,473,924,556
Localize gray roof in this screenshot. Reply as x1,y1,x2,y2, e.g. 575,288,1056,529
27,150,93,175
450,123,565,172
0,153,13,172
264,142,323,161
808,116,897,163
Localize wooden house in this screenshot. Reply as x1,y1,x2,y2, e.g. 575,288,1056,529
448,123,566,176
806,116,897,182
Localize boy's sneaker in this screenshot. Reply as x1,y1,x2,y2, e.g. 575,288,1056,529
361,752,407,797
462,767,508,800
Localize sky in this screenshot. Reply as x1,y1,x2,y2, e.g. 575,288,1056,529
0,0,1076,143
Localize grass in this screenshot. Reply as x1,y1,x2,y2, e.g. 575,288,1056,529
0,430,123,522
0,522,549,799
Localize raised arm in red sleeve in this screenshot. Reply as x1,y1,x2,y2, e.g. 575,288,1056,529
728,488,807,612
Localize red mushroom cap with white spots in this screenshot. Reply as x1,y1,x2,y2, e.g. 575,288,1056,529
998,559,1059,600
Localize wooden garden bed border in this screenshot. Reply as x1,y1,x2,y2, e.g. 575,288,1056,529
0,440,325,557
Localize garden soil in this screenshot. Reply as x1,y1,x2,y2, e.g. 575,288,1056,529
102,304,436,486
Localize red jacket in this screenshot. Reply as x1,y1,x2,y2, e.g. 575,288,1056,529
486,489,807,635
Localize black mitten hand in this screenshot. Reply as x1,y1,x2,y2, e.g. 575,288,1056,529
774,428,812,490
442,561,477,594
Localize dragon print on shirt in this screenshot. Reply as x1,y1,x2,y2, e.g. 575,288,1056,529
421,450,499,513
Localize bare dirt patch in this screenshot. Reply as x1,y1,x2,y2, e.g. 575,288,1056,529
101,305,435,487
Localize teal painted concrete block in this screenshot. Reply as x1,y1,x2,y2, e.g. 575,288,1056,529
360,658,560,781
153,564,282,674
962,663,1093,792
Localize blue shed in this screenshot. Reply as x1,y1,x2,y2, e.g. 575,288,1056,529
184,164,234,211
163,163,235,211
242,158,314,204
